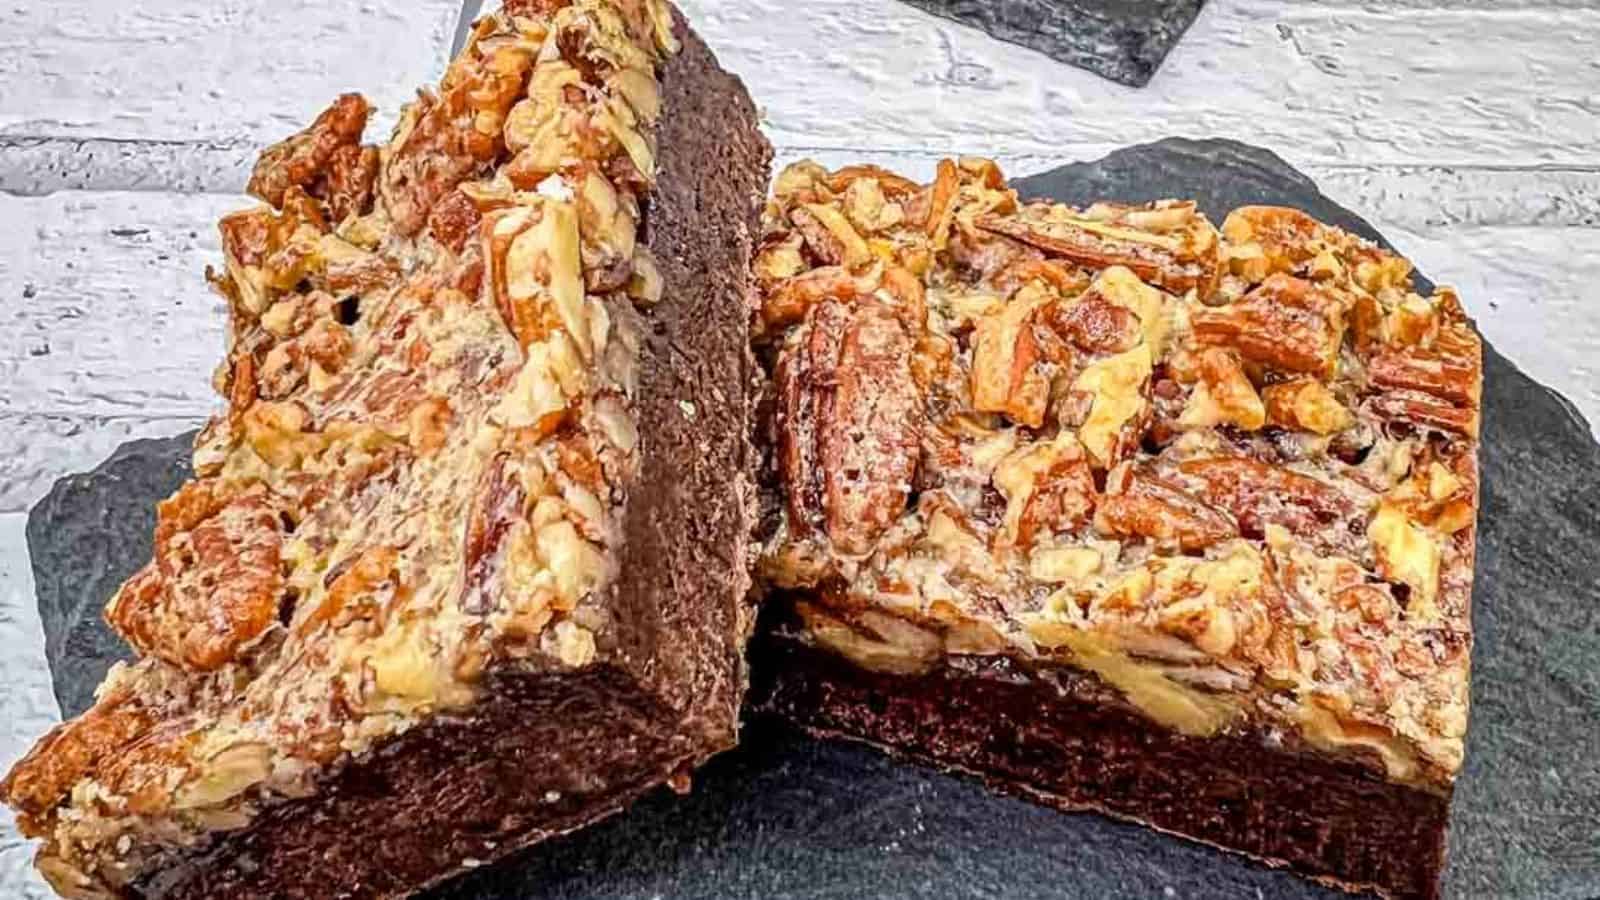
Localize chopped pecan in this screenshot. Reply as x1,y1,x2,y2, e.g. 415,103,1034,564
317,143,380,223
485,202,588,354
1177,348,1265,431
791,203,871,269
977,199,1220,295
1179,457,1350,541
382,46,532,235
777,301,922,555
427,188,484,254
906,158,959,248
0,693,153,825
993,437,1097,549
1263,377,1354,434
1220,206,1322,281
971,290,1057,428
758,265,878,332
105,481,286,671
1069,344,1153,468
299,545,399,635
461,453,530,615
753,232,807,288
992,257,1089,298
825,164,921,198
248,93,371,211
1042,285,1141,355
1191,273,1345,377
1094,464,1236,552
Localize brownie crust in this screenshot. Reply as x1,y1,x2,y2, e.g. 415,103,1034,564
116,15,771,899
753,616,1450,900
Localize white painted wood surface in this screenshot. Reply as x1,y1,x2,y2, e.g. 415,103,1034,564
0,1,1595,895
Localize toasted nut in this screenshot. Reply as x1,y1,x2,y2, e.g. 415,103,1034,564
1191,274,1345,377
1177,349,1265,431
971,290,1056,427
792,203,872,269
776,301,921,555
1263,377,1353,434
993,434,1097,549
978,200,1220,295
1071,344,1153,468
1094,464,1236,552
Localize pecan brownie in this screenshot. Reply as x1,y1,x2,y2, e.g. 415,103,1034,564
1,2,770,896
751,159,1480,899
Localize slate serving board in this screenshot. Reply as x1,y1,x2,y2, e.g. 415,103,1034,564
26,138,1599,899
896,0,1206,87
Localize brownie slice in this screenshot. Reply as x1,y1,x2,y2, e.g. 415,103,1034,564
750,160,1478,899
0,3,770,898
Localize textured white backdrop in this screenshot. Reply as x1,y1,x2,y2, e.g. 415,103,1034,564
1,1,1596,895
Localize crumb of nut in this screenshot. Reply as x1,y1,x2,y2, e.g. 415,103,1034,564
546,620,597,668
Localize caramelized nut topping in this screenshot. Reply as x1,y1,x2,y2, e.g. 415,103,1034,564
757,158,1481,791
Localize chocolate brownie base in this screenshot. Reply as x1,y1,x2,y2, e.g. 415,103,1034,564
132,669,693,899
752,617,1450,900
125,15,770,898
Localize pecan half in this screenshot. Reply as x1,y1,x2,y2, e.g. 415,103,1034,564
1179,457,1350,541
1191,273,1345,377
1094,464,1236,552
776,301,922,555
1366,328,1481,408
105,481,286,671
977,199,1220,295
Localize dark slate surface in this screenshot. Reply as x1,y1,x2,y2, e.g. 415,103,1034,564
897,0,1205,87
29,139,1599,899
26,434,191,717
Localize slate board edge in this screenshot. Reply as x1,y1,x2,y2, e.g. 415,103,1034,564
897,0,1208,87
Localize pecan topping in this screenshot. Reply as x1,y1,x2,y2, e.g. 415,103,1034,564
1094,464,1237,552
1191,273,1345,377
977,199,1220,295
249,93,372,213
777,301,922,555
757,157,1482,793
106,480,286,671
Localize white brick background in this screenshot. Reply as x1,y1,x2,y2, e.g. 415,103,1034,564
0,1,1596,895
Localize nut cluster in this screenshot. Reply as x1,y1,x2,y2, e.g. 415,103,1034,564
756,159,1480,789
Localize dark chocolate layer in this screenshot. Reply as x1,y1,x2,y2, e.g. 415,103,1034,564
753,621,1450,900
123,14,770,898
133,669,693,899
